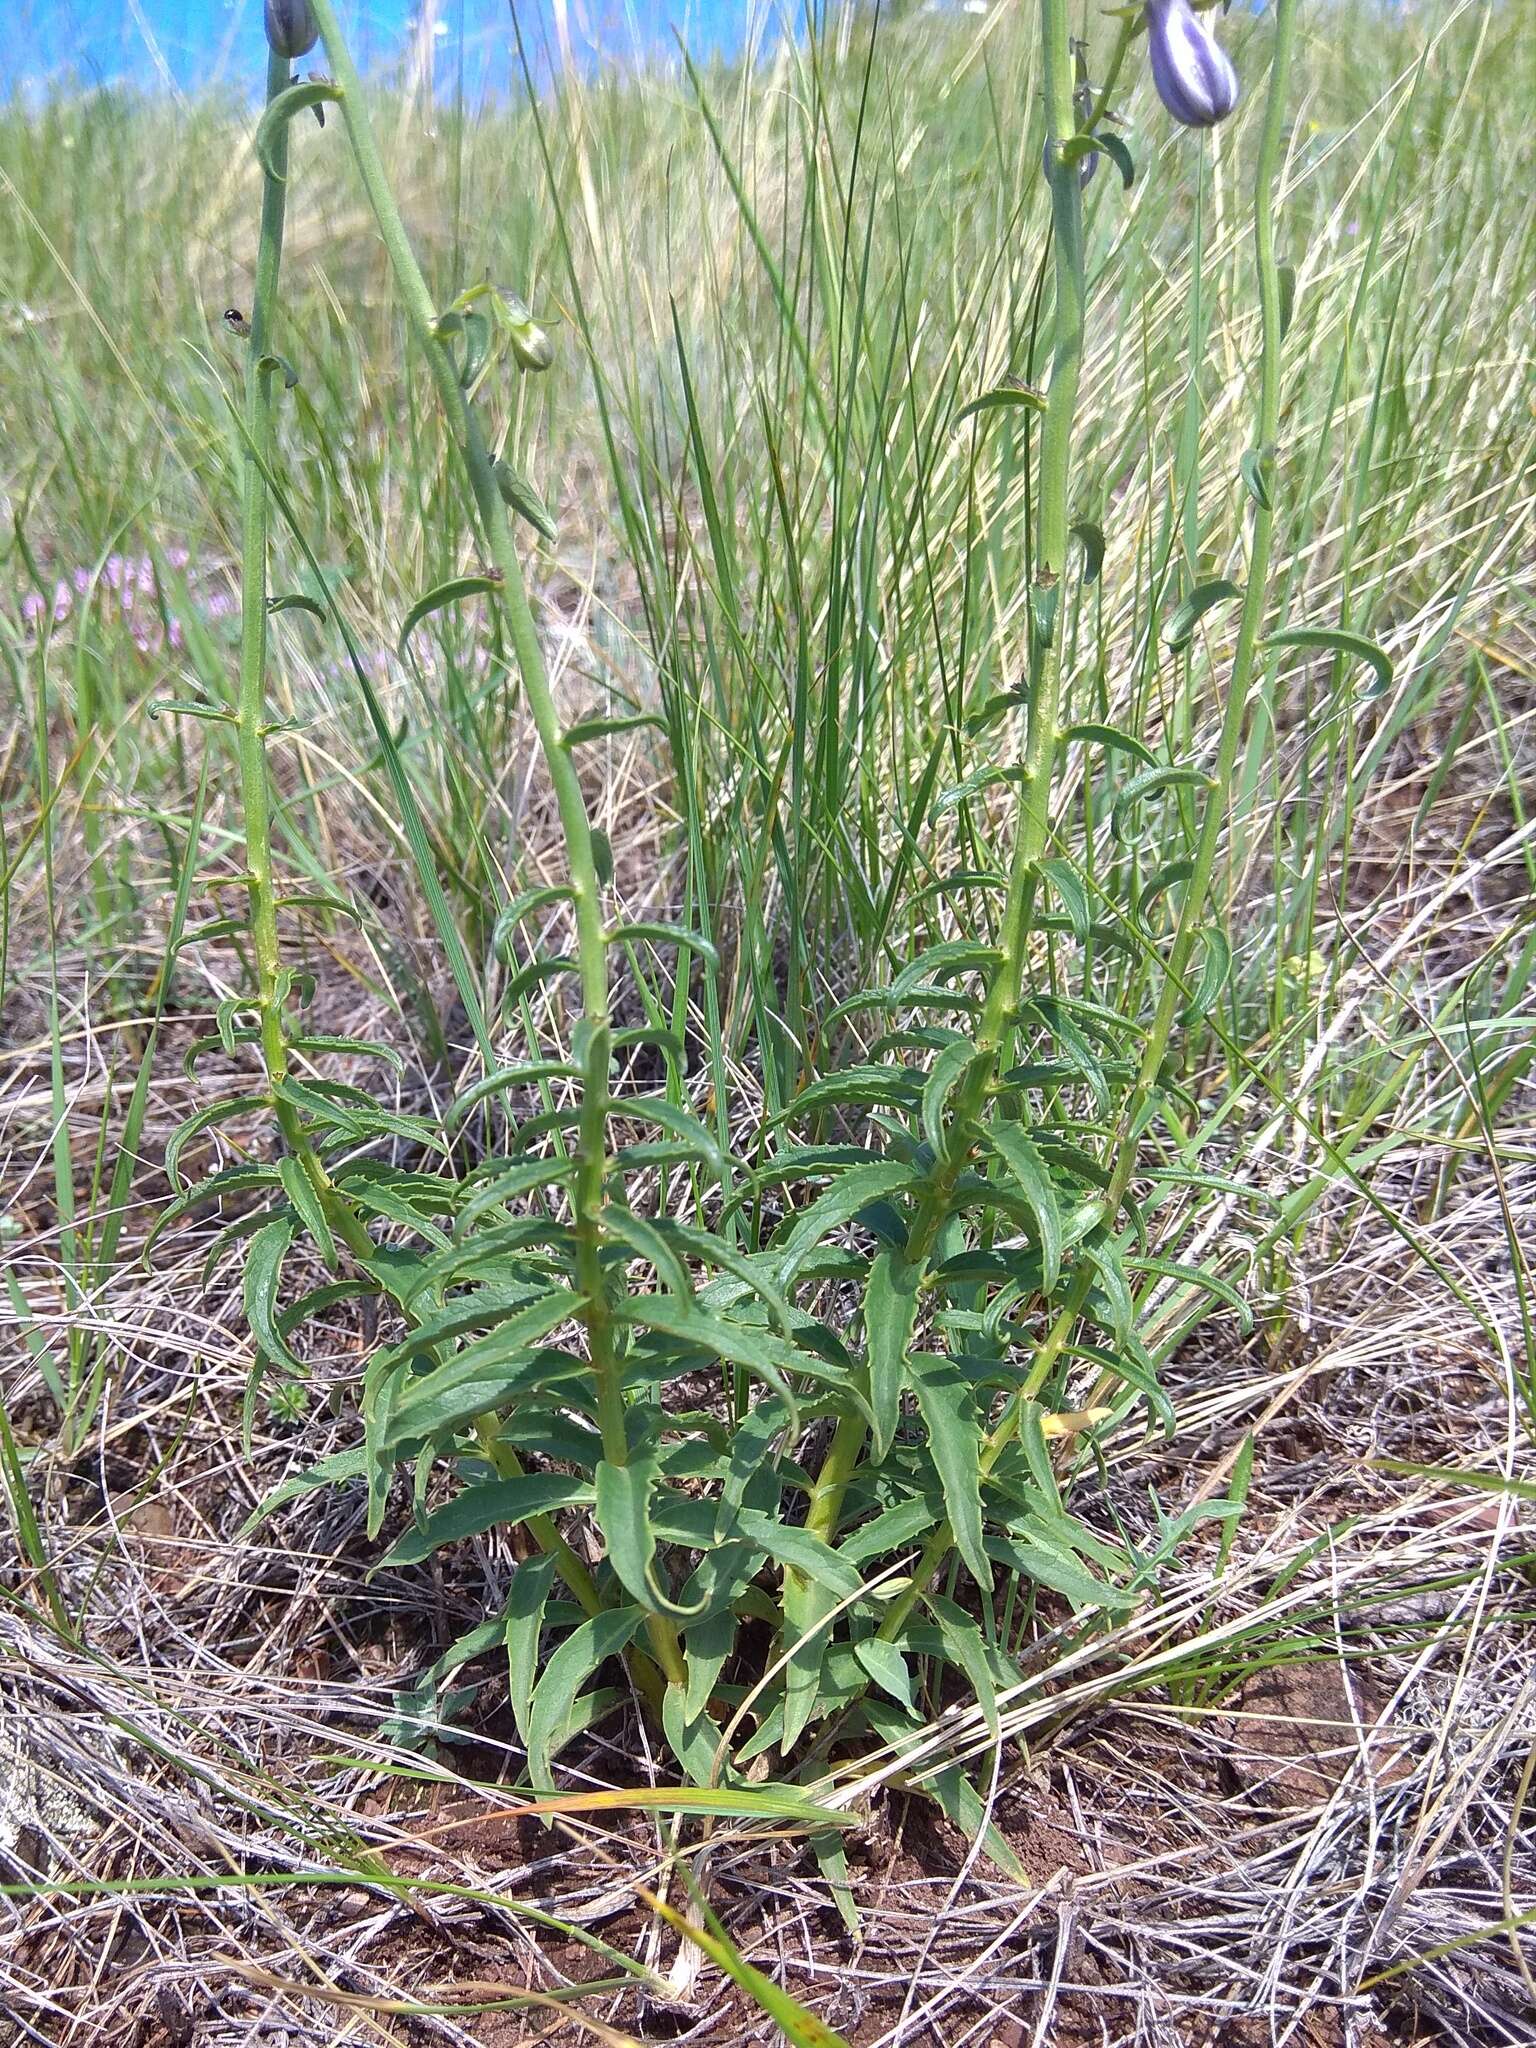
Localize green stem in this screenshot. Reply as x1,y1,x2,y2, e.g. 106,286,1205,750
879,0,1302,1647
802,0,1088,1568
237,49,373,1265
307,0,684,1692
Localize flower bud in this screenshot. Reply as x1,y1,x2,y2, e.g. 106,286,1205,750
1145,0,1239,129
264,0,319,60
500,292,555,373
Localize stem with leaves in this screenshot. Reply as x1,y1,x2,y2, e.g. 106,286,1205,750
800,0,1090,1569
236,47,374,1265
877,0,1301,1647
305,0,686,1693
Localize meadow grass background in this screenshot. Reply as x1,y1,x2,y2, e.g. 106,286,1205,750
1,1,1534,2040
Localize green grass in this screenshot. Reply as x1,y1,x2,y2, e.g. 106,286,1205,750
1,2,1533,2038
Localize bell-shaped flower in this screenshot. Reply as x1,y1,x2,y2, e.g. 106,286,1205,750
1145,0,1239,129
264,0,320,60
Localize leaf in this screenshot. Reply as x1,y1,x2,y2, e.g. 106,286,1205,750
493,459,558,542
1163,578,1243,651
921,1038,981,1160
165,1094,271,1192
908,1353,990,1589
736,1509,863,1599
984,1125,1062,1293
1263,625,1393,698
1240,448,1272,510
525,1606,644,1787
864,1249,921,1460
503,1554,557,1743
955,377,1047,429
595,1460,702,1619
606,920,720,969
254,78,343,179
778,1065,923,1122
637,1885,854,2048
1038,857,1090,942
772,1160,918,1283
379,1474,597,1567
1277,261,1297,342
239,1444,368,1536
894,939,1003,1000
1179,923,1232,1024
1110,764,1212,842
276,1155,338,1273
561,712,667,747
1062,720,1158,768
925,1594,1001,1742
244,1215,301,1375
267,592,325,618
1069,520,1106,583
397,575,500,658
852,1638,917,1715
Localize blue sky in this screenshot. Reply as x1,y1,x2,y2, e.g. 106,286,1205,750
14,0,770,94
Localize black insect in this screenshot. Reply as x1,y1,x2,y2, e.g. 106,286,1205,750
223,307,252,339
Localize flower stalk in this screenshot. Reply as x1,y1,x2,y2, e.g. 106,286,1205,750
304,0,686,1693
800,0,1091,1571
236,45,373,1265
878,0,1298,1647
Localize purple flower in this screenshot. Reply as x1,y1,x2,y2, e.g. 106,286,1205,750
264,0,319,60
1145,0,1239,129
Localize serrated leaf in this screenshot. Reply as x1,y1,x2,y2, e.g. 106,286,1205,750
863,1248,921,1461
773,1161,918,1284
244,1215,301,1375
909,1353,990,1590
276,1155,338,1273
984,1124,1062,1293
165,1093,271,1192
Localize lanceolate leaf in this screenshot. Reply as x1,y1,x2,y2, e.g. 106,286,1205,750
1263,625,1393,697
525,1606,644,1787
864,1250,921,1460
397,575,501,658
504,1553,557,1743
379,1474,597,1567
984,1125,1063,1293
595,1460,703,1618
908,1352,990,1589
1164,578,1243,651
254,79,343,179
244,1215,302,1374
